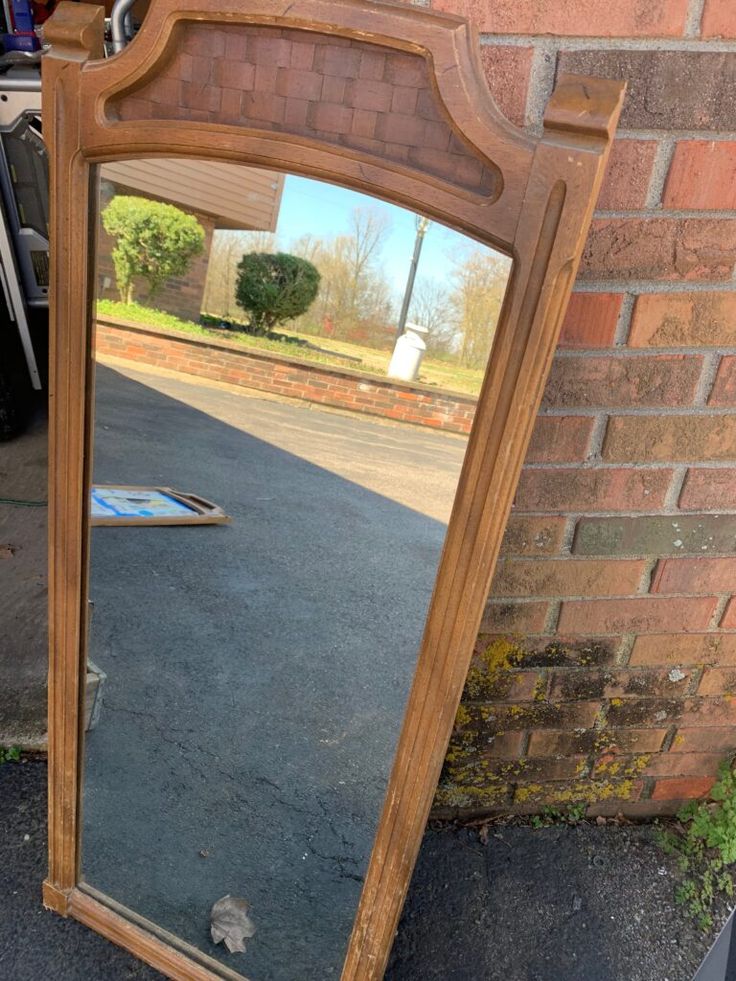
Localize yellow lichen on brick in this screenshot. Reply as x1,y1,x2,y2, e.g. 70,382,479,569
464,638,525,699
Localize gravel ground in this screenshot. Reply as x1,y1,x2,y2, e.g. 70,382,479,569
2,758,733,980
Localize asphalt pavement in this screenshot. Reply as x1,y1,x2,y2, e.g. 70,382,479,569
82,360,466,980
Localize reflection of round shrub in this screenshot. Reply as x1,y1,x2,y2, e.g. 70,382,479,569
235,252,320,336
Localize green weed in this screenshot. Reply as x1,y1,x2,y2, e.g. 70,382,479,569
0,746,21,764
658,761,736,931
530,802,587,828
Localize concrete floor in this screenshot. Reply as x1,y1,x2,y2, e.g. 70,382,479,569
82,361,466,980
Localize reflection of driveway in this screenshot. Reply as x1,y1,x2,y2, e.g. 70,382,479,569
83,362,465,980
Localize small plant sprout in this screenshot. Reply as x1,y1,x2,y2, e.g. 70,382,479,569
658,760,736,931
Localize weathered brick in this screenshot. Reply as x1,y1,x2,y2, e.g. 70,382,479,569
597,139,657,211
549,667,691,701
603,415,736,463
526,416,593,463
629,293,736,348
709,357,736,407
491,558,646,598
486,731,526,759
514,779,645,806
702,0,736,38
500,516,567,557
481,600,549,633
542,354,702,409
645,752,723,777
557,597,718,634
651,776,715,800
574,515,736,557
630,633,736,667
479,46,532,127
698,667,736,696
433,0,688,36
606,697,684,727
720,598,736,629
652,557,736,595
664,141,736,209
559,293,622,349
514,467,672,512
464,700,600,734
671,727,736,753
475,635,618,669
557,50,736,131
580,218,736,282
681,697,736,726
679,468,736,510
527,727,666,757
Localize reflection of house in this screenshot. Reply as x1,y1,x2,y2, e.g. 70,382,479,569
96,159,284,321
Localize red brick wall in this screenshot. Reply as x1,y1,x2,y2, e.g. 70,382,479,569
95,319,477,433
431,0,736,817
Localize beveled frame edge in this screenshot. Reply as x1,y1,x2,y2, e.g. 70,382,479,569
42,2,625,979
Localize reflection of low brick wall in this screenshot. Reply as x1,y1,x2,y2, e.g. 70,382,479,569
95,318,477,434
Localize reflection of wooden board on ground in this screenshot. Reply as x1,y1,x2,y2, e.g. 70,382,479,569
90,485,231,527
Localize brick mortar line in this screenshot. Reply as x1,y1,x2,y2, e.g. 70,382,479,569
693,351,722,406
710,595,731,628
495,591,730,600
534,552,736,560
524,42,557,131
614,293,635,346
537,406,736,417
685,0,708,37
638,557,659,595
616,634,636,665
522,459,736,467
479,34,736,53
560,515,578,555
664,465,688,509
615,129,736,140
552,347,736,358
585,413,608,462
572,281,736,294
644,136,675,209
594,208,736,219
543,599,562,633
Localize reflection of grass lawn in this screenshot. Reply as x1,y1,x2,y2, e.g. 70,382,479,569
96,300,484,396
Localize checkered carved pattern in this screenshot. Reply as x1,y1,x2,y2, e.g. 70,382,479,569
110,24,499,197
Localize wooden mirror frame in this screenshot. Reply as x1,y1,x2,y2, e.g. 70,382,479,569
42,1,624,977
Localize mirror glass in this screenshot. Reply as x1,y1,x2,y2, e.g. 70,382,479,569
82,160,511,979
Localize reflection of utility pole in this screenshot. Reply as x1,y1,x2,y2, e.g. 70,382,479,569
395,215,430,341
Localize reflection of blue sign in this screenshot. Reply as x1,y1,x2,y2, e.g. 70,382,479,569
91,487,196,519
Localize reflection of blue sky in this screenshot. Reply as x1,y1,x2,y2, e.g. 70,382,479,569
275,175,505,295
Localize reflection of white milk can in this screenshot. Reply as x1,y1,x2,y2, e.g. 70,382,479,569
388,322,428,382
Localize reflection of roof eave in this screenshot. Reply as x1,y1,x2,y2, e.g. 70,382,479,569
100,159,284,232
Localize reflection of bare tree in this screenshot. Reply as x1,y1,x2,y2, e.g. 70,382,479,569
450,251,508,368
408,277,454,356
202,230,278,319
291,207,394,345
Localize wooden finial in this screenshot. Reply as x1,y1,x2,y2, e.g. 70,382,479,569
44,1,104,61
544,73,626,140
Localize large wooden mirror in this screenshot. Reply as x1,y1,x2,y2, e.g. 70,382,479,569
43,2,623,978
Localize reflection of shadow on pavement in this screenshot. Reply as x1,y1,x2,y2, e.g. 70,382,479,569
83,363,453,981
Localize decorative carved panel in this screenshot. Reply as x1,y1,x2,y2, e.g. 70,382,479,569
110,25,501,197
